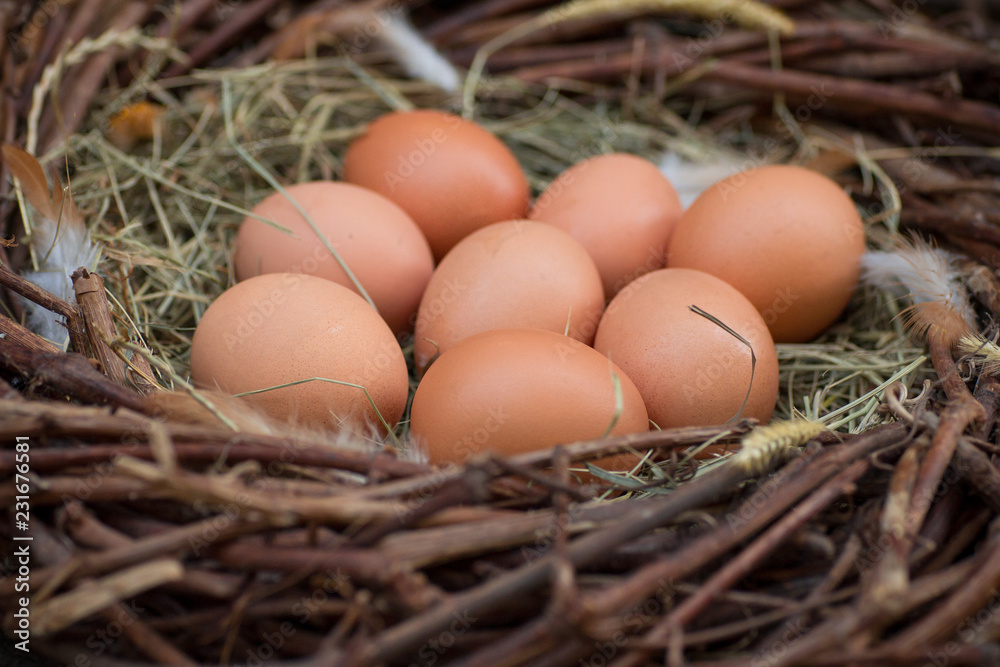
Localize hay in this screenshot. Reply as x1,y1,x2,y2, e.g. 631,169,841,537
56,55,932,446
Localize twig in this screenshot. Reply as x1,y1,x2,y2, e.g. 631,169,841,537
902,330,985,557
704,60,1000,135
618,458,870,663
0,260,87,354
0,311,59,354
0,334,147,412
72,267,130,389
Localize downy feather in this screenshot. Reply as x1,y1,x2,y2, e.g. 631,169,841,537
3,145,98,349
860,236,975,344
377,12,460,92
659,150,752,208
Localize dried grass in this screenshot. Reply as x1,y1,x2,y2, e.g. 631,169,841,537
46,52,935,473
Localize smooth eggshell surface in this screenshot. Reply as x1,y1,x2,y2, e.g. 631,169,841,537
190,273,408,432
410,328,649,465
343,109,530,260
529,153,683,298
594,268,778,429
234,181,433,336
413,220,605,374
666,165,865,343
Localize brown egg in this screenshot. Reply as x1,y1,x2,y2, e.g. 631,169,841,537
413,220,605,374
234,181,433,336
410,328,649,465
190,273,408,432
666,165,866,343
594,268,778,429
342,109,530,260
529,153,683,298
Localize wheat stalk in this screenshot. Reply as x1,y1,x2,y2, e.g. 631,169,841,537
731,419,826,474
958,332,1000,376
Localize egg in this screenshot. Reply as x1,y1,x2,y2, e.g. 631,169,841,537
342,109,530,260
234,181,433,336
413,220,605,374
666,164,866,343
410,328,649,465
594,268,779,429
190,273,408,432
529,153,683,297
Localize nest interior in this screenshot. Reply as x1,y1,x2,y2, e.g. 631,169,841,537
1,1,1000,665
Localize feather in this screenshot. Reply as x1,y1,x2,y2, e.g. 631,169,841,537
3,144,98,349
271,8,458,92
2,144,56,220
860,236,975,345
659,150,751,208
376,12,460,92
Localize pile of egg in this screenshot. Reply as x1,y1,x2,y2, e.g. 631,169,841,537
191,109,865,466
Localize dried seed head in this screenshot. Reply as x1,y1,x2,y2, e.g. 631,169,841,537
958,332,1000,376
732,419,827,474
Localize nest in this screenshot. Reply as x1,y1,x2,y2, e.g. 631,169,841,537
2,1,1000,665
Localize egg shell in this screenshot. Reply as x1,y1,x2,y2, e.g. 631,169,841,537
410,328,649,465
666,165,866,343
413,220,605,374
342,109,530,260
529,153,683,298
190,273,408,432
234,181,433,336
594,268,779,429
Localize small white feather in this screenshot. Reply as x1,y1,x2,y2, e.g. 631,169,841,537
22,217,98,349
860,239,975,331
3,144,99,350
377,12,460,92
659,150,751,209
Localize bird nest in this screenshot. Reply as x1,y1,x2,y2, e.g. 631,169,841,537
2,1,1000,666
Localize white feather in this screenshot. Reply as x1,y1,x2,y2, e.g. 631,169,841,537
659,150,751,209
3,145,98,350
860,241,976,330
377,12,460,92
22,212,99,350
